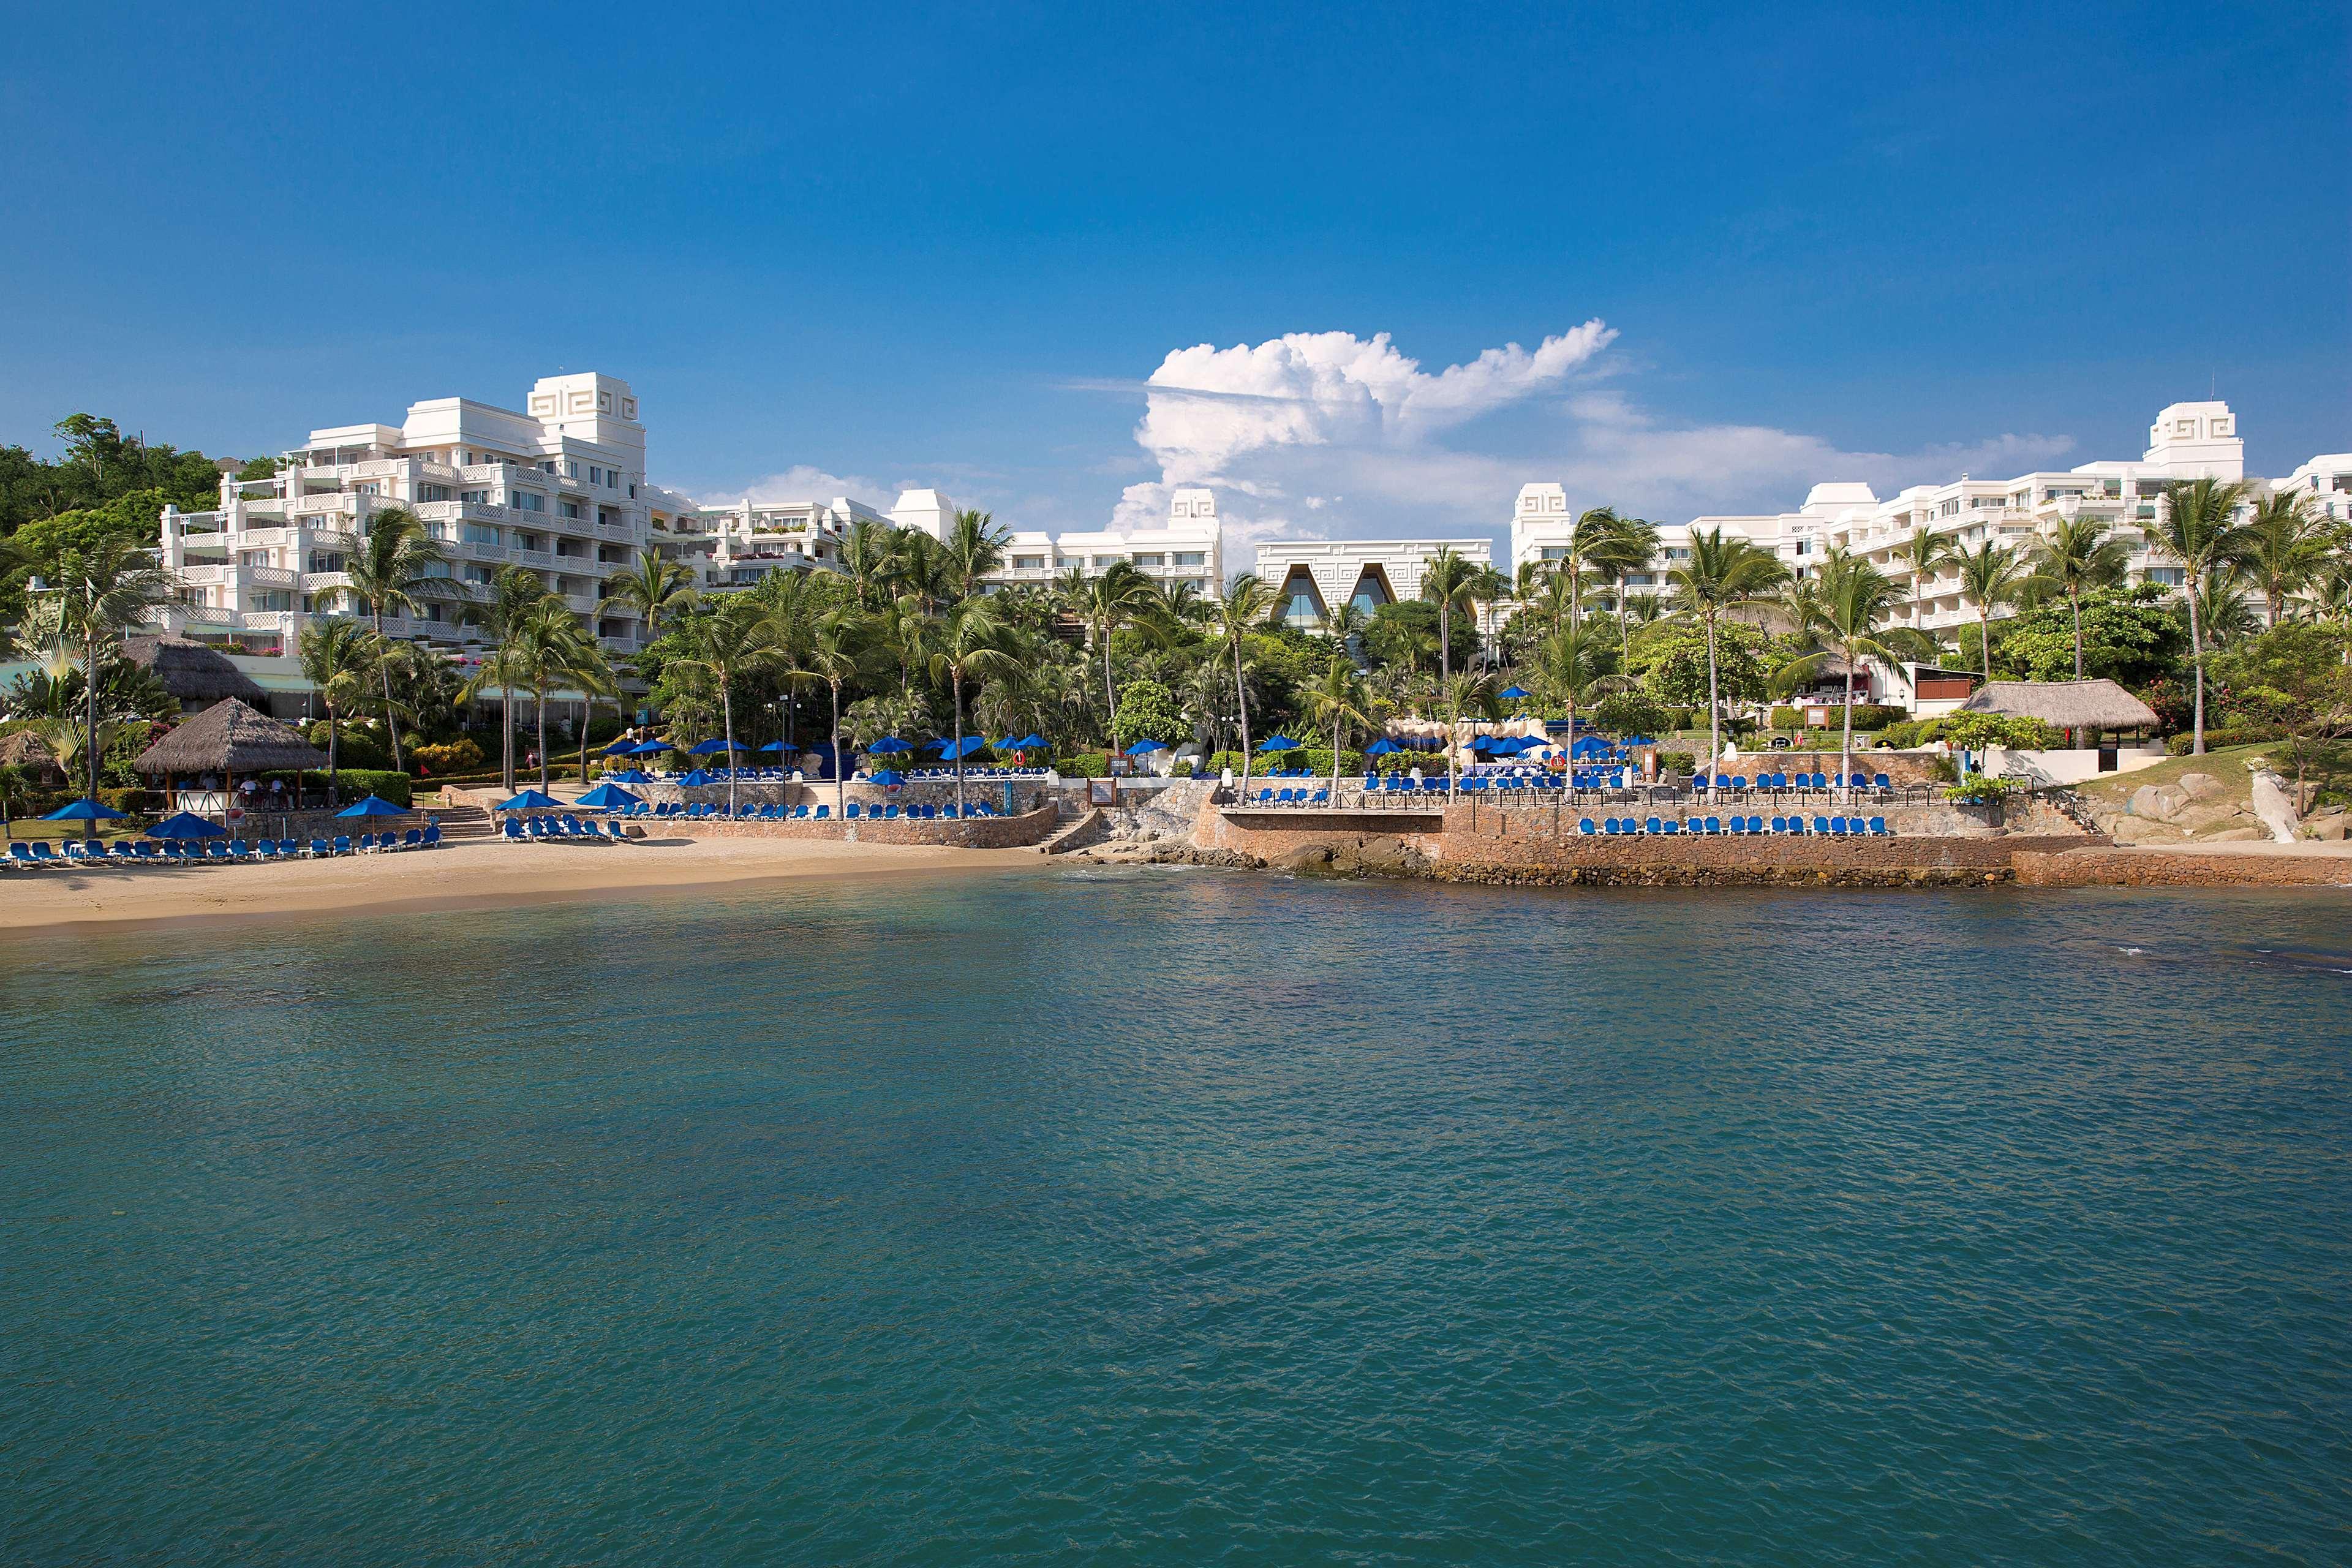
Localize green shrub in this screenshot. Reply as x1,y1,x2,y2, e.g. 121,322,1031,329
1057,752,1110,778
410,738,484,775
2166,725,2286,756
1768,706,1803,731
1947,777,2016,806
1657,750,1697,775
1941,713,2062,751
304,721,390,772
258,768,413,807
1591,691,1672,738
1848,704,1905,731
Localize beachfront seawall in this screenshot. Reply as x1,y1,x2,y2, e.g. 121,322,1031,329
2014,848,2352,888
666,802,1062,851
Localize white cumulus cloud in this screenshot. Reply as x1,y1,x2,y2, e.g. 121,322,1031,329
1109,326,2074,549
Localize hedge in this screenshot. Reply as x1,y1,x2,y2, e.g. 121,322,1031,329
2166,726,2288,755
1056,752,1110,778
258,768,413,808
1208,749,1370,778
1768,707,1804,731
1847,704,1906,731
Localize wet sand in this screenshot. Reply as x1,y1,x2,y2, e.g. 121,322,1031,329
0,835,1044,933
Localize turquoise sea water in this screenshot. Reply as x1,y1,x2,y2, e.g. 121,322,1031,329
4,870,2350,1565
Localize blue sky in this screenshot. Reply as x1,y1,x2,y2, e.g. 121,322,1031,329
2,2,2342,551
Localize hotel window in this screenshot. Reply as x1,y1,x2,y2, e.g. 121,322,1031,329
560,500,582,519
1174,551,1205,567
512,492,546,513
462,524,502,546
567,461,581,479
462,489,489,505
1014,555,1046,570
1133,553,1164,567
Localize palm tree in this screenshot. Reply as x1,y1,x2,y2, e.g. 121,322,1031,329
943,510,1012,600
1560,507,1623,631
1534,621,1625,748
839,519,900,610
2025,516,2132,680
1439,669,1492,797
296,617,377,805
1773,556,1921,804
1321,599,1369,657
2187,565,2260,650
1213,573,1278,775
2147,477,2253,755
927,597,1024,816
671,597,783,813
2239,489,2339,626
1597,516,1660,655
1893,524,1959,632
37,536,179,801
341,505,450,771
464,565,552,791
1419,546,1482,706
608,546,697,638
1954,540,2028,683
510,597,595,794
1667,527,1790,804
563,636,621,790
807,605,869,818
1467,564,1510,671
1304,656,1379,794
1066,560,1156,735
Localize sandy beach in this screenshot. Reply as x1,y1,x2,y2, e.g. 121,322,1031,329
0,835,1044,933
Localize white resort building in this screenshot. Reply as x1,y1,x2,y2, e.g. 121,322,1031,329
1253,538,1496,629
1510,401,2349,636
159,372,676,658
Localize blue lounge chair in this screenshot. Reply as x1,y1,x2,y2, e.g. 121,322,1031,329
1870,816,1890,835
1644,816,1663,835
814,805,829,819
845,803,862,819
333,836,353,855
307,838,329,857
403,829,423,848
1705,816,1722,834
503,819,526,840
1578,818,1596,835
201,842,227,861
1811,816,1830,835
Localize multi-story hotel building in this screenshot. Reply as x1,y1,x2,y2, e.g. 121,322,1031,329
1510,401,2348,635
157,372,668,655
892,486,1224,597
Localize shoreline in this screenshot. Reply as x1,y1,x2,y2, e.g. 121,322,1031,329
0,836,1044,935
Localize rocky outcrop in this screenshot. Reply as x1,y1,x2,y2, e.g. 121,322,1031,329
2248,766,2303,845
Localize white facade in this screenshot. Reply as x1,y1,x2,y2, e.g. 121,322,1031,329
1253,537,1495,629
1510,401,2343,636
158,372,662,655
685,495,892,590
2278,452,2352,526
961,486,1224,596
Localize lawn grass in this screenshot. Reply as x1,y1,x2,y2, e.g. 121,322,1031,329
2078,742,2271,812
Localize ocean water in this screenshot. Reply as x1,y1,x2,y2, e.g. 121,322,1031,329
4,870,2349,1566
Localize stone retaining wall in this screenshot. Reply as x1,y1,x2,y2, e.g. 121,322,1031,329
668,802,1061,850
2013,849,2352,888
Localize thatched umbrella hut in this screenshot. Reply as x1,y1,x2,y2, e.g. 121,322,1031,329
135,698,331,813
0,728,66,786
1957,679,2160,745
120,635,271,714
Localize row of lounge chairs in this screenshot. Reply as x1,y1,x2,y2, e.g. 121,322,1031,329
503,815,632,843
620,800,1003,821
1577,815,1893,837
1250,787,1332,807
900,767,1049,779
7,829,442,868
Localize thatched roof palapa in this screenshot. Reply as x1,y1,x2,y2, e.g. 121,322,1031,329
121,635,270,709
134,698,331,777
0,729,66,782
1957,679,2159,731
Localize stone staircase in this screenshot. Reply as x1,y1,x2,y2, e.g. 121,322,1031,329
429,798,498,842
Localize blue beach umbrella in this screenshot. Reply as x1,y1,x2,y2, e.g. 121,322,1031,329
869,769,907,788
1015,733,1046,749
758,740,787,753
334,794,409,818
992,737,1021,752
606,769,654,784
1498,685,1531,701
689,737,737,756
1125,739,1169,756
147,810,226,839
42,797,124,823
573,782,644,811
496,788,565,812
1256,735,1300,752
600,737,639,756
1624,735,1656,746
627,738,674,756
1365,738,1403,756
675,768,716,787
867,737,913,754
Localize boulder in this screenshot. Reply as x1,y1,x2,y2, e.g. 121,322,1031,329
2109,815,2187,846
2204,826,2266,843
2302,810,2348,842
2128,783,2187,821
2176,772,2226,801
2248,769,2302,845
